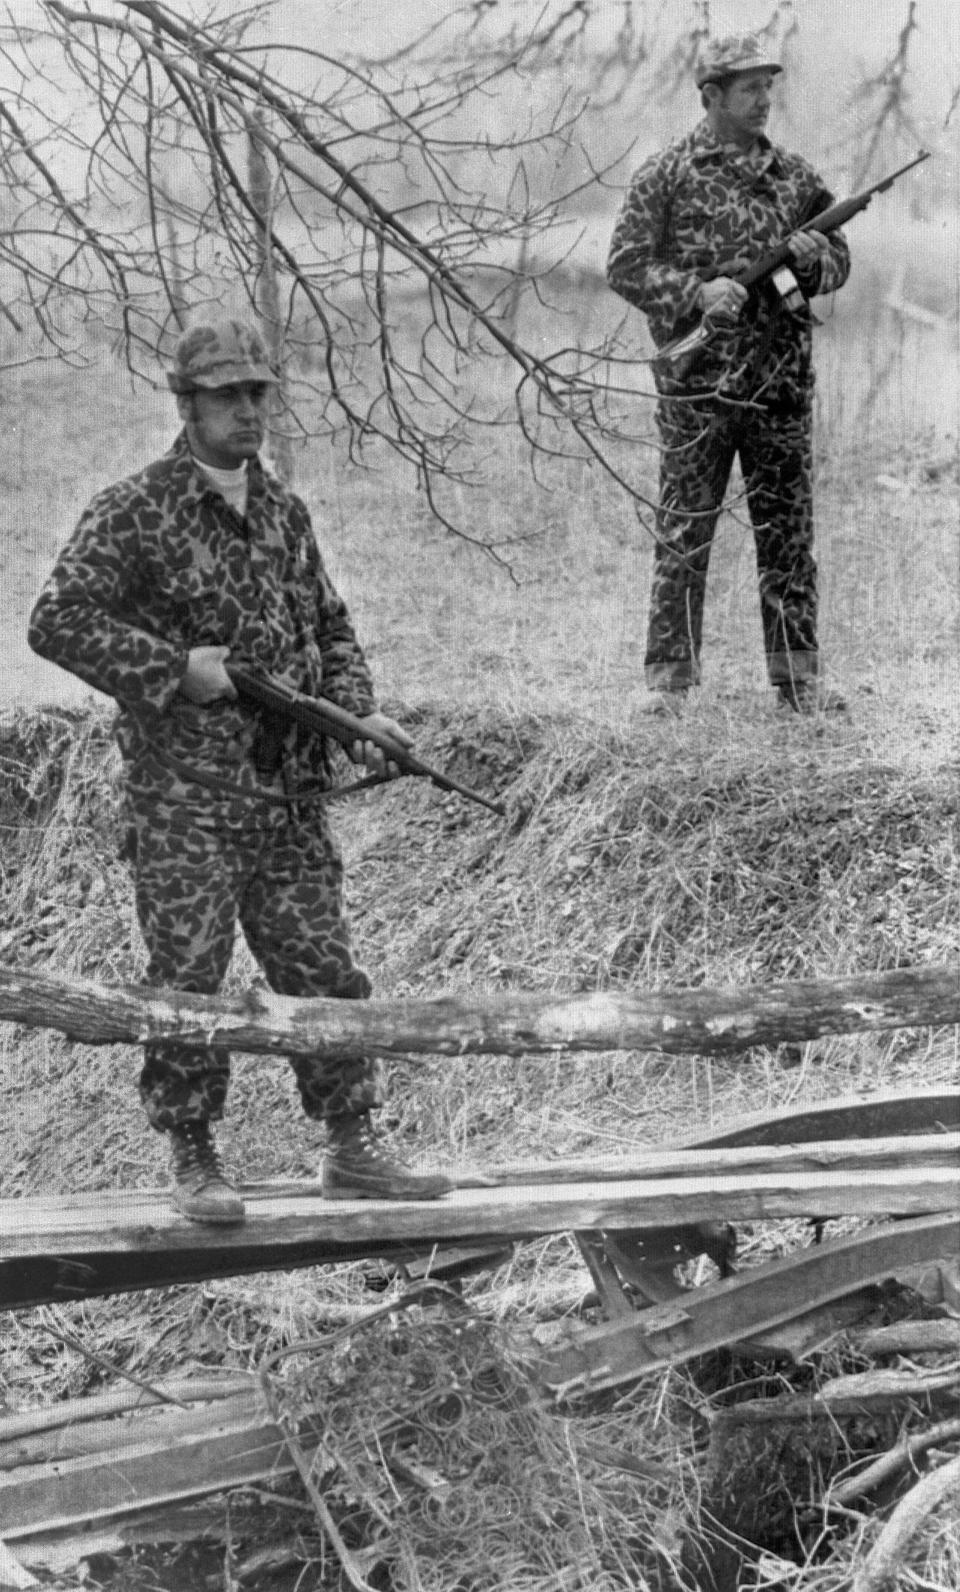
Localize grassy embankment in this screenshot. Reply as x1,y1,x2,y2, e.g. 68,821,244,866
0,299,957,1589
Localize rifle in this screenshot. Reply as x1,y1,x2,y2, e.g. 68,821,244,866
653,150,930,368
226,664,506,818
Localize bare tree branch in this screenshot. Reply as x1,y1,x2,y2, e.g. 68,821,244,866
0,0,660,559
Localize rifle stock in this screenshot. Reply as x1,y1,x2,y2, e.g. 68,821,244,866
227,665,506,818
652,150,930,368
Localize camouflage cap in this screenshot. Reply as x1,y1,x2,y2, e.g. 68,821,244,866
166,318,279,393
694,32,783,88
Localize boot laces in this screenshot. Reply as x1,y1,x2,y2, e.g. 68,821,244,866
332,1116,404,1169
353,1120,395,1164
172,1123,228,1186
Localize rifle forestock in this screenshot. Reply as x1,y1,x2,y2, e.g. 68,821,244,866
742,195,868,287
226,665,505,818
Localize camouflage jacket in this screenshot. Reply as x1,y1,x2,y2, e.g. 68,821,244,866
607,120,851,404
28,431,376,822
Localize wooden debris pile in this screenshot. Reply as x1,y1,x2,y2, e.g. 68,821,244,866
0,1290,663,1591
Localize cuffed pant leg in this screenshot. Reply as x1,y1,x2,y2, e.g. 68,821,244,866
240,814,383,1122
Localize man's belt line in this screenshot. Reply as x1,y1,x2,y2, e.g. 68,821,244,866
131,750,386,807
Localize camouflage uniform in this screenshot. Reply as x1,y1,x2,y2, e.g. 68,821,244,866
28,430,383,1129
607,118,850,692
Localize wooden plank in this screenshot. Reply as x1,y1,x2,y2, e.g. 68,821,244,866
457,1134,960,1187
7,1134,960,1211
1,1164,958,1313
4,1163,959,1253
0,963,957,1060
0,1410,311,1539
0,1392,263,1467
0,1376,258,1443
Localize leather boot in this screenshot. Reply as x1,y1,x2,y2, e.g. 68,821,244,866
167,1122,245,1225
322,1113,454,1201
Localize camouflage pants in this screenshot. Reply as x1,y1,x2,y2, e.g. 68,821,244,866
127,797,382,1131
645,398,818,691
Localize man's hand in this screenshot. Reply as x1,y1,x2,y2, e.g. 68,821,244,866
786,228,832,267
351,712,414,780
698,275,749,322
180,645,237,705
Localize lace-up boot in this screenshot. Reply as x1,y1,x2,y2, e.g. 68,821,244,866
168,1121,245,1225
322,1113,453,1201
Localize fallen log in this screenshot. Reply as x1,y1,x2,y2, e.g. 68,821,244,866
829,1416,960,1506
0,962,957,1060
710,1366,960,1425
847,1320,960,1359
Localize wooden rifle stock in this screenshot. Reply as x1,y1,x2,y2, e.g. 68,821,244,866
653,150,930,368
227,665,506,818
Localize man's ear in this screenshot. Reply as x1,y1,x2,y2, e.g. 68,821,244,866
175,391,194,424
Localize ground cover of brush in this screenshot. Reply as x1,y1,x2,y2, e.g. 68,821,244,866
0,349,957,1588
0,693,958,1592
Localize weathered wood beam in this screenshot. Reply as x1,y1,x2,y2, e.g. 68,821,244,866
0,1402,320,1540
2,1164,958,1307
542,1214,960,1396
460,1134,960,1187
0,1377,258,1446
0,964,957,1059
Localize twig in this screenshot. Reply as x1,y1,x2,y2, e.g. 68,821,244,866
258,1377,378,1592
852,1451,960,1592
41,1321,192,1410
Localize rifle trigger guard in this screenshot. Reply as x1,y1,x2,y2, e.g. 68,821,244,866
770,264,805,313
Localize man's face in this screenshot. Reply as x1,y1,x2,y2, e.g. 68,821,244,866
711,68,776,146
179,381,271,468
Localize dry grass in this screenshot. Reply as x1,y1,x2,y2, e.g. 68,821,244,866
0,299,958,1588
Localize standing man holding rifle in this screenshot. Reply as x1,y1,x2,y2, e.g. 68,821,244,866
28,317,459,1224
608,32,852,715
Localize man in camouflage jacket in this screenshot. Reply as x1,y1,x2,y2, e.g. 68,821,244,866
607,32,850,712
29,318,453,1223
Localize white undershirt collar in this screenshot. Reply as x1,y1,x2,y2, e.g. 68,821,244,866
196,457,249,517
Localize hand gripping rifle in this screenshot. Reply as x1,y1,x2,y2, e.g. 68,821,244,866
227,664,506,818
653,150,930,368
